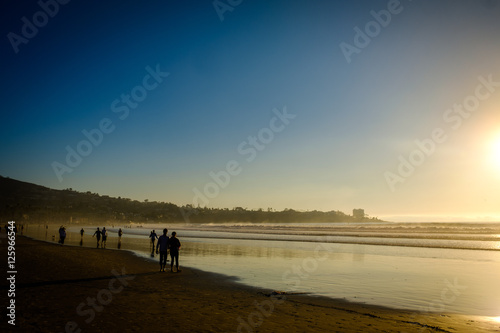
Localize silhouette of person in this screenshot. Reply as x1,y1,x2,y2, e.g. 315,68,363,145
169,232,181,273
58,226,66,244
93,227,102,248
80,228,84,239
149,230,158,253
101,227,107,248
117,228,123,249
156,228,169,272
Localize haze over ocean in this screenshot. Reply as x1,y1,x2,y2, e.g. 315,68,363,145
2,1,500,221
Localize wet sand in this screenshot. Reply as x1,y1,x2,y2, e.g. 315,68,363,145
1,236,499,332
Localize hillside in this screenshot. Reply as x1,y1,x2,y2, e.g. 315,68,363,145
0,176,382,224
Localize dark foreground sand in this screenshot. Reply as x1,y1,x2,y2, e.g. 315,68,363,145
1,236,499,333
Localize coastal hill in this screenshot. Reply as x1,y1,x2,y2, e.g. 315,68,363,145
0,176,382,224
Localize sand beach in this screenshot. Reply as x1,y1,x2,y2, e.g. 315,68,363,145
1,236,499,332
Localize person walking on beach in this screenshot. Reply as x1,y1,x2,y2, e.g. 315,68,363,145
169,231,181,273
156,228,169,272
58,226,66,245
79,228,84,247
149,230,158,252
117,228,123,249
101,227,107,248
93,227,102,248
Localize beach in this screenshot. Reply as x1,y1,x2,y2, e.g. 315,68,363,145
1,236,499,332
23,223,500,317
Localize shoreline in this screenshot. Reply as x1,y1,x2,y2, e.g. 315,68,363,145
1,236,499,332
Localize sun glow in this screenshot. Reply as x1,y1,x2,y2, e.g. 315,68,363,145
488,133,500,170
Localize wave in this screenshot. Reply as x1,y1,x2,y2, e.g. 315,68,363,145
102,222,500,251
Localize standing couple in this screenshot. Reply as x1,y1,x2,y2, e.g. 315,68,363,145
156,229,181,273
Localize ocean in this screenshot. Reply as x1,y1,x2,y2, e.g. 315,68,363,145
23,222,500,319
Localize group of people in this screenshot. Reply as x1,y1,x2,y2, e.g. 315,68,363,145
57,226,124,248
150,229,181,272
91,227,123,248
56,225,181,272
92,227,107,248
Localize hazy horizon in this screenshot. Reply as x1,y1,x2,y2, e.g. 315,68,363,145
2,1,500,222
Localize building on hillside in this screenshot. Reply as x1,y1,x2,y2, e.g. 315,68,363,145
353,208,365,221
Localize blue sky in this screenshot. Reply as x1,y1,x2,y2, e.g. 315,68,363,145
2,0,500,221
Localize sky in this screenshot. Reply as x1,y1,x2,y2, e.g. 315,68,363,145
1,0,500,222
